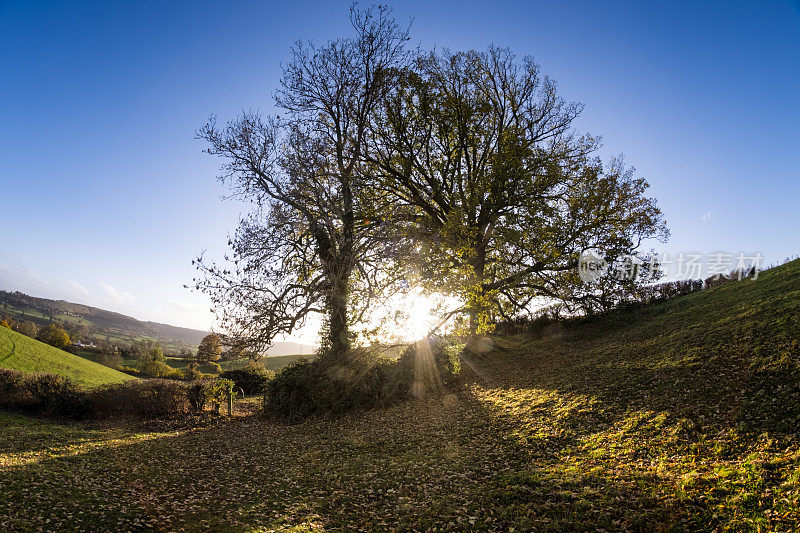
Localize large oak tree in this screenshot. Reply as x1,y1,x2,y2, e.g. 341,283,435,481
369,47,668,338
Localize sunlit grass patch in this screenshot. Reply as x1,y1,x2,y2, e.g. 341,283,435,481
462,260,800,530
0,328,131,388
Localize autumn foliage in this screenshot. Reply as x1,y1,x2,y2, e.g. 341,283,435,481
36,323,70,350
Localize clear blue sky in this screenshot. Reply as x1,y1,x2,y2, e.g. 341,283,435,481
1,1,798,334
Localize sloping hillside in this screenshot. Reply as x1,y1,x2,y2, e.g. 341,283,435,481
0,290,317,355
0,261,797,531
0,328,132,388
0,290,209,349
462,258,800,529
474,257,800,433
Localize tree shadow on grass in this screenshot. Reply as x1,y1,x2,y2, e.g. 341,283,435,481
460,334,800,531
0,388,700,532
471,332,800,437
0,410,202,456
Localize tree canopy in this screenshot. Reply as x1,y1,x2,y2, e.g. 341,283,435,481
197,334,223,362
195,4,410,358
128,339,165,363
37,323,70,350
369,47,667,335
197,8,668,356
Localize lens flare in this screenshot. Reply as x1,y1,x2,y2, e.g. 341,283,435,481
393,290,439,341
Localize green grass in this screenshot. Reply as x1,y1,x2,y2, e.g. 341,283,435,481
0,260,798,530
1,304,49,320
260,353,310,371
183,355,309,373
74,350,308,375
465,259,800,530
0,328,133,388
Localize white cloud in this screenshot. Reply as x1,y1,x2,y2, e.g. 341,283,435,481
26,269,49,285
701,210,712,222
0,261,69,300
60,277,90,296
98,281,136,305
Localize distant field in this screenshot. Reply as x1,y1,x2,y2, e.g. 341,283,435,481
74,350,310,374
1,302,186,352
84,332,187,353
0,328,132,388
259,353,310,371
1,305,49,321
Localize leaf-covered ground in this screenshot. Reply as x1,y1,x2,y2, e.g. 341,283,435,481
2,261,799,531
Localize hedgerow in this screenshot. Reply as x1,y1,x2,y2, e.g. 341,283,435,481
0,369,240,420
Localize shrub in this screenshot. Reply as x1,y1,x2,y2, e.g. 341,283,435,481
182,361,202,381
118,365,141,376
32,374,90,418
220,362,275,394
183,367,203,380
208,362,222,374
0,368,29,410
0,370,240,420
0,369,90,419
186,380,212,413
264,348,407,422
208,378,236,412
263,358,321,422
90,379,189,418
526,314,556,338
138,360,182,379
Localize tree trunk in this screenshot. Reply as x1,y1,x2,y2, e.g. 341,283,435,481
466,309,481,352
316,221,353,361
326,164,354,361
466,242,488,351
326,277,350,360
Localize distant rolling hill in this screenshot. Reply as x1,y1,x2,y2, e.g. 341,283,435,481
0,290,208,350
0,327,132,388
0,290,317,356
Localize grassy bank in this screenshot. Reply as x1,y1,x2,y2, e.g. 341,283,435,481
0,328,132,388
1,261,798,530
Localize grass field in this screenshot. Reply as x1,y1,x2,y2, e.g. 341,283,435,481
0,328,132,388
1,261,798,530
74,350,309,374
161,353,309,373
258,353,310,371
